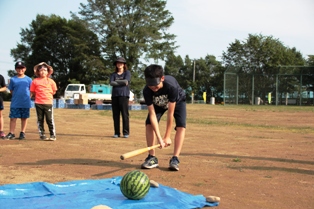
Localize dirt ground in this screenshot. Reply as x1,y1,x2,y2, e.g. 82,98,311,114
0,102,313,209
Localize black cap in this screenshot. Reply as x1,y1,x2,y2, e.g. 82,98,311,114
113,57,126,65
15,61,26,68
145,77,161,86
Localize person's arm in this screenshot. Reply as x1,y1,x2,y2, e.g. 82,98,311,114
110,81,119,86
30,91,35,98
51,80,57,95
116,79,128,86
147,105,166,148
0,86,6,92
163,102,175,146
110,80,128,86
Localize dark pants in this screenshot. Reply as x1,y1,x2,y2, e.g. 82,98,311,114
112,96,129,136
35,104,56,136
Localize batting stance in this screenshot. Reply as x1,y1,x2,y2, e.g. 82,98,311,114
141,64,186,171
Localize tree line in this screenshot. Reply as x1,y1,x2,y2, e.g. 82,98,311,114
9,0,313,102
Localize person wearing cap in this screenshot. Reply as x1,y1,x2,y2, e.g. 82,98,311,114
5,61,32,140
30,62,57,141
109,57,131,138
0,73,7,139
141,64,186,171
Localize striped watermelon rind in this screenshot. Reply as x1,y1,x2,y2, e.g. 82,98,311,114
120,170,150,200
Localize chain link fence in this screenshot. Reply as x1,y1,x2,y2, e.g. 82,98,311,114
223,66,314,106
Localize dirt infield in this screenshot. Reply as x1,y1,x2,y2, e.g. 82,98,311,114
0,102,313,209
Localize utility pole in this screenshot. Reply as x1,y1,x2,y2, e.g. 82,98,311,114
192,60,195,104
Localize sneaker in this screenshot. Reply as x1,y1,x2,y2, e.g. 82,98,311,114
18,132,26,140
169,156,180,171
123,135,129,138
49,135,56,141
40,135,47,140
141,154,159,169
0,131,5,139
5,133,15,140
113,135,119,138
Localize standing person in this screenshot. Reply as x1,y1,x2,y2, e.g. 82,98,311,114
5,61,32,140
30,62,57,141
141,64,186,171
109,57,131,138
0,74,7,139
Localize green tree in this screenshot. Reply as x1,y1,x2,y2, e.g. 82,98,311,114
222,34,306,103
164,54,224,103
76,0,177,72
10,14,105,97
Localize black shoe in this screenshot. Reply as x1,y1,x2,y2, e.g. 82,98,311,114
169,156,180,171
40,135,47,140
141,154,159,169
18,132,26,140
5,132,15,140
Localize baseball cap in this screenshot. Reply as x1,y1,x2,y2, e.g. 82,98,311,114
145,77,161,86
15,61,26,68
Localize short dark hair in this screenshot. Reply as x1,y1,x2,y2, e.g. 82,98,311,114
144,64,164,79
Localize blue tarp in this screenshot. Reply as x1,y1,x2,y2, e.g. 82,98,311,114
0,177,219,209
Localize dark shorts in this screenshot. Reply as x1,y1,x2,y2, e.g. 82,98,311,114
145,101,186,129
9,108,30,119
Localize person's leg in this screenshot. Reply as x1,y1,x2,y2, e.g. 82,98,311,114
44,104,56,136
169,101,186,171
35,104,45,137
20,118,28,133
145,124,156,155
5,108,17,139
0,100,4,134
9,118,17,134
20,108,30,133
173,127,186,157
172,101,186,157
141,107,165,169
0,110,4,138
111,97,121,137
120,96,129,136
18,108,30,139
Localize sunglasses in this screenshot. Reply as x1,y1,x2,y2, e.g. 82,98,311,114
37,65,48,71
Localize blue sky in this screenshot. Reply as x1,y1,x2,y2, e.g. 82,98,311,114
0,0,313,82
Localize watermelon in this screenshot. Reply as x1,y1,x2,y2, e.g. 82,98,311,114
120,170,150,200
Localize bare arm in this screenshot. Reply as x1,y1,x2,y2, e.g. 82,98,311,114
147,105,166,148
30,91,35,98
163,102,176,145
0,86,6,92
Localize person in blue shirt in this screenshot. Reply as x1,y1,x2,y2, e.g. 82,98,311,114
110,57,131,138
5,61,32,140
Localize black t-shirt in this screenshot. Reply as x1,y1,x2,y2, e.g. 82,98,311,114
0,75,6,101
143,75,186,109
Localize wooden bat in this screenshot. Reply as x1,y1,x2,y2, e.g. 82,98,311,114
120,144,160,160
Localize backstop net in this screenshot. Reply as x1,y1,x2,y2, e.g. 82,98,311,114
223,66,314,106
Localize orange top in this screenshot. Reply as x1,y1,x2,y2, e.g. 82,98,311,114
30,78,57,104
